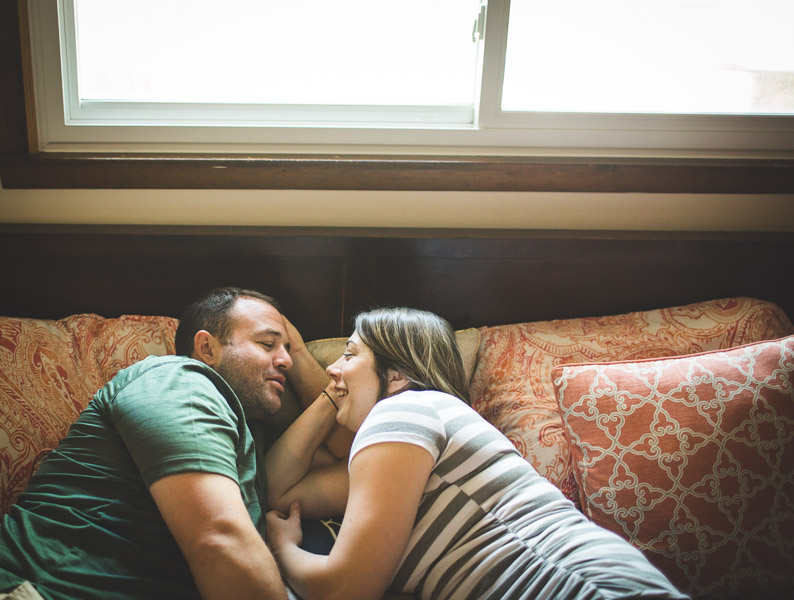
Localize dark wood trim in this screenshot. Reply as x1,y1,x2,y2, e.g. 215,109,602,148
17,0,38,153
2,153,793,192
0,0,28,155
1,225,793,339
3,223,793,242
1,4,793,193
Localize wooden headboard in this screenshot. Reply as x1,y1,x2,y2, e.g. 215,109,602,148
3,226,793,340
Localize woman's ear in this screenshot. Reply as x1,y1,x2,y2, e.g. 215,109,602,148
192,330,223,367
385,369,411,397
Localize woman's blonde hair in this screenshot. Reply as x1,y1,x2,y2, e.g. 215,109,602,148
354,307,469,403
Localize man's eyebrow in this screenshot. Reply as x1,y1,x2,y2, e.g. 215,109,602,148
252,328,287,342
255,328,283,337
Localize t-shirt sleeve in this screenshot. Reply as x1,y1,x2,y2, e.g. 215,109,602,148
109,362,242,487
349,392,446,467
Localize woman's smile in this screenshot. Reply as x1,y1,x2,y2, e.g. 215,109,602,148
326,332,381,431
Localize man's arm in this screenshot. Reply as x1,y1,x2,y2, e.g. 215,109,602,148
150,472,288,600
281,315,333,410
282,315,353,458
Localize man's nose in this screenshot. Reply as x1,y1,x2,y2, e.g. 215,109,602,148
275,347,293,370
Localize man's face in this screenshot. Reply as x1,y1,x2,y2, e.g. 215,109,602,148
214,297,293,419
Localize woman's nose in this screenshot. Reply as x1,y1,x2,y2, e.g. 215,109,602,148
326,357,342,379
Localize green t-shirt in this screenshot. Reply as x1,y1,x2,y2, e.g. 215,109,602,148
0,355,264,600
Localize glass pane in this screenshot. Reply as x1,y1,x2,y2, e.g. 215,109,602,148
74,0,480,106
502,0,794,115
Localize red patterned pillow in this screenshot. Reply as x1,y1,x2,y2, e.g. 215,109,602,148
552,336,794,598
0,315,177,514
469,297,794,508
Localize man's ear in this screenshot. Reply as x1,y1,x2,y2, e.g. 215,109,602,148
192,330,223,367
385,369,411,397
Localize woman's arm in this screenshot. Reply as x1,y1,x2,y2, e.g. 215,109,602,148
266,442,435,600
264,389,349,518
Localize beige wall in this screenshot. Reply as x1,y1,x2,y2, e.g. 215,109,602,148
1,188,793,231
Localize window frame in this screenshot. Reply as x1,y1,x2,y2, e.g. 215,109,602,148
480,0,794,155
25,0,794,156
1,0,792,192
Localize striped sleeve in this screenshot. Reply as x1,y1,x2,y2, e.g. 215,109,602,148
349,391,446,467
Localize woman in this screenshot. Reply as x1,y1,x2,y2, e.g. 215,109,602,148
265,308,688,600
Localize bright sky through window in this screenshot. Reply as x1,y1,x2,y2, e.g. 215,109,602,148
502,0,794,115
74,0,480,106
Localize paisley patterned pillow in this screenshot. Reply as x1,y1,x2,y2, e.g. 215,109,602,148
0,314,178,513
468,297,794,508
552,336,794,598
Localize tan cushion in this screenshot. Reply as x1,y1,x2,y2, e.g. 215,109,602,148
270,328,481,432
552,336,794,598
305,327,480,378
468,297,794,508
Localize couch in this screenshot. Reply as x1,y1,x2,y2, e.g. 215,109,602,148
1,297,792,599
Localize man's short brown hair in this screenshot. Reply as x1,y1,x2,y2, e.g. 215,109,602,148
174,287,279,356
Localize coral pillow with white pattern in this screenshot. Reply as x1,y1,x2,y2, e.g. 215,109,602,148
552,336,794,598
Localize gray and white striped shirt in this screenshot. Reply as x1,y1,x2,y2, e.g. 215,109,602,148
350,390,688,600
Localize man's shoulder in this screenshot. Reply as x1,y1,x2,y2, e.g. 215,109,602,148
102,355,226,399
115,354,207,380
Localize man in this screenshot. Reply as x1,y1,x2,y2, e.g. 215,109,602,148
0,287,333,600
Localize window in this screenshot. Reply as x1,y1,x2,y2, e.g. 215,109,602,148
66,0,479,125
501,0,794,115
25,0,794,156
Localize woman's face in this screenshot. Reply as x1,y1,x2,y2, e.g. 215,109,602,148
326,331,381,431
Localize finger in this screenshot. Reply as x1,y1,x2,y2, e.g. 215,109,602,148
265,509,288,521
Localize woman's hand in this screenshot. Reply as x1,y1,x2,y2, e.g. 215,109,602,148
266,501,303,553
